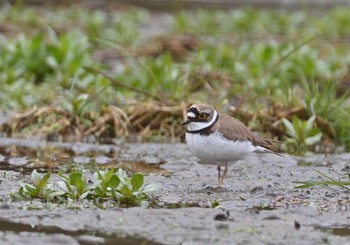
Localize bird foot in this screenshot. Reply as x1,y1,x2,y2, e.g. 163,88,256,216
210,186,228,193
217,164,228,187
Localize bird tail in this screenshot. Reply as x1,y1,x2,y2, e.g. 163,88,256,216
254,146,284,157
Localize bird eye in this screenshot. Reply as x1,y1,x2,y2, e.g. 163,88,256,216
198,113,206,119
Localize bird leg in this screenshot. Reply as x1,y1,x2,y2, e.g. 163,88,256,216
217,165,221,186
217,163,228,188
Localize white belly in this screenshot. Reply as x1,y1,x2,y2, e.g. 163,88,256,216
185,131,256,165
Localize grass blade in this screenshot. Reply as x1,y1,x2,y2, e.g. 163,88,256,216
294,168,350,191
313,168,350,191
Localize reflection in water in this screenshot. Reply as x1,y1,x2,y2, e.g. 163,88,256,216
0,219,163,245
315,225,350,237
0,144,168,174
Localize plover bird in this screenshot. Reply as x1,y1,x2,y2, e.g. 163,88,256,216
182,103,281,187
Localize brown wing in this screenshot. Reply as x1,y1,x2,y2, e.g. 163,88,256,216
213,114,275,150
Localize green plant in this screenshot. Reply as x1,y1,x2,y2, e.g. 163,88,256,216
93,168,120,199
11,168,159,207
174,8,350,38
92,168,159,205
294,169,350,191
0,31,92,84
12,170,50,200
45,30,92,82
301,80,350,150
282,115,322,155
302,81,349,117
117,53,192,103
209,200,220,208
60,93,91,118
54,172,92,201
0,31,95,110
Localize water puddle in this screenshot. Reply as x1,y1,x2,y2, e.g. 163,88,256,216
315,225,350,236
0,219,163,245
0,145,168,174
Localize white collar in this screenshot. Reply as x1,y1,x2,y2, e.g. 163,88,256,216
187,110,218,132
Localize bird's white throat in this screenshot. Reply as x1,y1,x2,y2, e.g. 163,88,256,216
187,110,218,132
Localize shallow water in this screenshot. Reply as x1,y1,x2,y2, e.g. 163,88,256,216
0,219,162,245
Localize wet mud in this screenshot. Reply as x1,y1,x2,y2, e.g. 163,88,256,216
0,137,349,244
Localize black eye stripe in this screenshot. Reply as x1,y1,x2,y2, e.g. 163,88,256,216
188,107,199,116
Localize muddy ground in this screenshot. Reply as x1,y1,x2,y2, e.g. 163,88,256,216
0,137,349,244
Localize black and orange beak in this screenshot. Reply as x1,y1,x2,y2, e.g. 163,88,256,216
181,119,190,126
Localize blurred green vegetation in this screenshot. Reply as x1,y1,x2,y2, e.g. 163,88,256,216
0,3,349,153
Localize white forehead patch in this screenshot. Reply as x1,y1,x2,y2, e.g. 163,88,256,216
187,112,196,118
202,109,212,114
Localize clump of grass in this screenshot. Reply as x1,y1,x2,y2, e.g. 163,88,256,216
294,169,350,191
174,7,350,38
281,115,322,155
0,31,92,84
0,31,97,110
301,80,350,150
0,3,147,46
11,168,159,207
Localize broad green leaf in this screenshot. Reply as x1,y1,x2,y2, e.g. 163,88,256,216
74,177,86,195
79,191,90,200
109,175,120,188
305,132,322,145
25,184,37,196
305,115,316,132
47,191,66,201
90,179,102,190
37,172,50,192
117,168,128,180
19,182,31,189
142,183,160,193
31,169,41,183
120,184,132,196
131,173,144,191
57,179,72,193
76,94,89,103
282,118,296,137
111,188,118,199
69,172,83,186
46,56,58,68
94,170,102,180
94,188,103,197
11,190,26,201
292,116,302,134
105,169,116,182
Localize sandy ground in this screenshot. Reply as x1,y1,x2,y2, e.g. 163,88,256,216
0,138,349,244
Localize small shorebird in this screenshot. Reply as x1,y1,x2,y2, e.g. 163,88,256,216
182,103,282,187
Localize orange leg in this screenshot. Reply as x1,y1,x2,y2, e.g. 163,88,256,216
217,165,221,186
217,163,228,187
